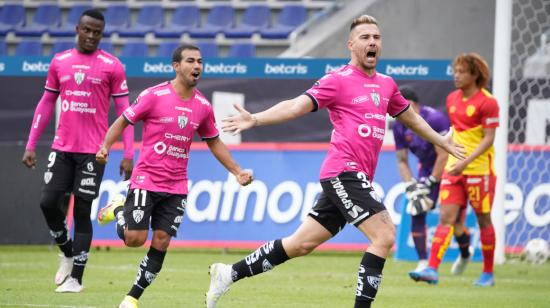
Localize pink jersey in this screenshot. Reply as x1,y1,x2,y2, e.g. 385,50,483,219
305,64,409,180
26,48,131,157
124,82,219,194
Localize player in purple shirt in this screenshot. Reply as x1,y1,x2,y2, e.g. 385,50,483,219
393,87,470,273
21,9,134,293
95,44,253,308
206,15,465,308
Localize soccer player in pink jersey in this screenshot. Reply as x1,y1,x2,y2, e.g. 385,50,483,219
206,15,465,308
21,9,134,293
95,44,253,308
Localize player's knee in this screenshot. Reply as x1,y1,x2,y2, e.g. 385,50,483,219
372,225,395,251
40,191,62,211
124,232,147,247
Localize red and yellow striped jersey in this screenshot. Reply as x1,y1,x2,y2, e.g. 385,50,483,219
445,88,499,175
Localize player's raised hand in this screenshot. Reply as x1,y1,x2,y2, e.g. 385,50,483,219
236,169,254,186
221,104,256,135
120,158,133,180
96,147,109,165
21,150,37,169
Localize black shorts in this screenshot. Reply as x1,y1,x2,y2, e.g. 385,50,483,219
123,188,186,237
308,172,386,236
42,150,105,201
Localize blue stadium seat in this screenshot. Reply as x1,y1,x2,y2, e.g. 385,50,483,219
156,41,180,58
260,5,307,39
15,40,43,56
120,41,149,57
189,5,235,39
0,4,25,36
15,4,61,37
50,40,75,55
155,5,200,38
50,4,92,37
228,43,256,58
118,5,164,37
0,40,6,55
224,5,270,38
103,5,130,37
99,41,114,54
196,41,219,58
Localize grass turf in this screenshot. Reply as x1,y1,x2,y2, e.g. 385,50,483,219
0,245,548,307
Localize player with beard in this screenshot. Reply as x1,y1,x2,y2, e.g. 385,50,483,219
205,15,465,308
95,44,253,308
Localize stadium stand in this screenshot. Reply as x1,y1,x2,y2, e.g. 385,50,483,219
228,42,256,58
188,5,235,39
0,4,25,36
154,5,200,39
196,41,219,58
15,40,43,56
260,5,307,39
156,41,180,57
50,40,75,55
49,4,92,37
224,5,270,39
119,41,149,56
14,4,61,37
118,4,164,37
103,5,130,37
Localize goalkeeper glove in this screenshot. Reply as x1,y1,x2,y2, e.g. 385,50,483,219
406,194,435,216
405,179,430,200
420,175,439,192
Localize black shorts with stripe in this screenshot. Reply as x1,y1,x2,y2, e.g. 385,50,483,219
308,172,386,236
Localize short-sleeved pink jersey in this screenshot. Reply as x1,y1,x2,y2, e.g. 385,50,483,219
124,81,219,194
305,64,409,180
44,48,129,154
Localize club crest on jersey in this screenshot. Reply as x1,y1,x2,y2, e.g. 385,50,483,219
133,210,144,223
178,115,188,129
370,92,380,107
44,171,53,184
74,71,85,85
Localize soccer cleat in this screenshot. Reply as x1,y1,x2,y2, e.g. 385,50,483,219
98,194,125,225
451,247,474,275
119,295,138,308
408,267,439,285
413,259,429,272
55,277,83,293
474,272,495,287
206,263,233,308
54,256,73,286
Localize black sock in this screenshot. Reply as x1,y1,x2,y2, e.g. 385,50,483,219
114,207,126,240
128,247,166,300
231,239,289,282
455,231,471,258
50,227,73,258
41,192,73,257
355,252,385,308
71,232,92,284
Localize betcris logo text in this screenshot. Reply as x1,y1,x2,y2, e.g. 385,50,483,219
204,62,247,74
265,63,308,75
0,62,5,72
143,62,173,74
385,64,429,76
22,61,49,72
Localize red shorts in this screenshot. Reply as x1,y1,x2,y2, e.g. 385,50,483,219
439,173,496,214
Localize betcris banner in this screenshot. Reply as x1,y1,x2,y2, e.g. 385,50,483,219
0,56,453,80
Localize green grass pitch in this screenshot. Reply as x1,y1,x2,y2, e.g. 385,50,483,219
0,245,549,307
